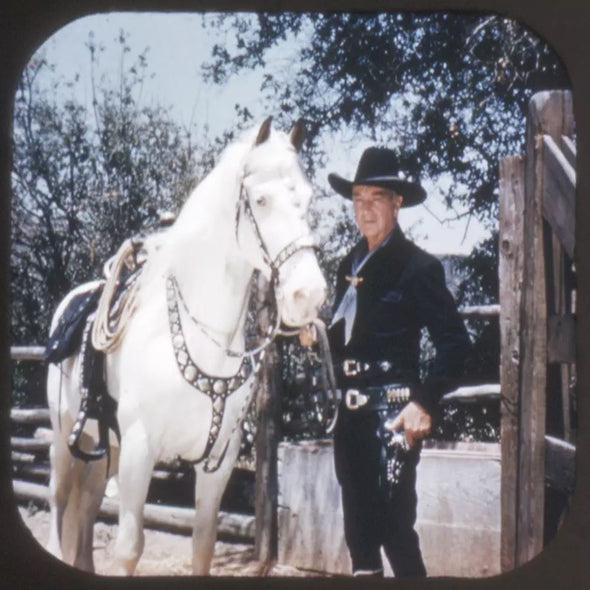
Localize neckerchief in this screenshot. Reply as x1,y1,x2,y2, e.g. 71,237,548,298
331,231,394,344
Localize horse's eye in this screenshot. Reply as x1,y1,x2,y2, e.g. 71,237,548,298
255,196,267,207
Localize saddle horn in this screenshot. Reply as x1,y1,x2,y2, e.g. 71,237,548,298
255,116,273,146
289,118,306,152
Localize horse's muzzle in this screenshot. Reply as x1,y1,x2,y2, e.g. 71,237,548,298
278,261,327,327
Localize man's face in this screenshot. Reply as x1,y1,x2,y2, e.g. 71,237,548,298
352,185,403,249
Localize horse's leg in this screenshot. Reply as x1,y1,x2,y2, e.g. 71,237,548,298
58,458,85,566
54,435,108,573
112,421,154,575
191,430,243,575
46,429,73,561
46,362,75,561
71,455,109,572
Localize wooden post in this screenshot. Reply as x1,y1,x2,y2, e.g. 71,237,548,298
548,230,573,442
499,155,525,572
515,90,573,565
13,480,256,540
254,341,281,567
253,273,281,568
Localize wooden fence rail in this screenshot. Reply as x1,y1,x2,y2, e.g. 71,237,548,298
13,479,255,540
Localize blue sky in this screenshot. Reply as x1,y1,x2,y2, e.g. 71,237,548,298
32,11,490,256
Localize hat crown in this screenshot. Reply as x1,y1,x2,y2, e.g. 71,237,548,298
354,147,401,183
327,145,426,206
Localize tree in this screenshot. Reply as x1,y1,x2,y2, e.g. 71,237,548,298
11,32,211,348
201,12,570,299
201,12,570,441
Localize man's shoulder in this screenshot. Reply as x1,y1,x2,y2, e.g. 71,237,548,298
405,240,439,268
385,233,438,268
338,239,364,268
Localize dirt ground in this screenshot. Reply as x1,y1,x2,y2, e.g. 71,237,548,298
17,505,322,577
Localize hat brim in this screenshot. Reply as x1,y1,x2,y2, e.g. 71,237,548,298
328,173,426,207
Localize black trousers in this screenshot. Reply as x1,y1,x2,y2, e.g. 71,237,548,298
333,407,427,577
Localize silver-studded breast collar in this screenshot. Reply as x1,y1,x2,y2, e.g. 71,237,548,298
165,173,316,471
166,276,260,471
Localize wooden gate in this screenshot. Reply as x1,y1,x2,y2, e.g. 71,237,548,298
499,89,576,571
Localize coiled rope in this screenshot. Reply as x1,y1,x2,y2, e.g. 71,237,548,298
91,238,141,353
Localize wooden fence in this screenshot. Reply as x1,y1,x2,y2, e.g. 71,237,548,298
10,91,577,576
10,326,501,557
10,398,256,541
499,89,576,571
14,230,572,572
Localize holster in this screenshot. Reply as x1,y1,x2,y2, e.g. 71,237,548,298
377,406,410,499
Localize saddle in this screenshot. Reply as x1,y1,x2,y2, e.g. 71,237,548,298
45,237,145,465
45,285,104,364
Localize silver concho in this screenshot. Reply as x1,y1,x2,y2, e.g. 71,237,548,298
197,378,211,393
213,379,227,395
378,360,393,372
166,274,257,472
184,365,197,382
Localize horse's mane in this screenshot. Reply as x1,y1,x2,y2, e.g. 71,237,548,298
134,124,269,295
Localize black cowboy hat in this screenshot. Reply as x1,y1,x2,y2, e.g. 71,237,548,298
328,147,427,207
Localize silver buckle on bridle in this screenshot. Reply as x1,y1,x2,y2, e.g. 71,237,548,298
345,389,369,410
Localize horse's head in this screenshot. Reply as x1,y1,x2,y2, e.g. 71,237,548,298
236,118,327,327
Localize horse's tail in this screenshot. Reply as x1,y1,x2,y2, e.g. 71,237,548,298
91,238,143,353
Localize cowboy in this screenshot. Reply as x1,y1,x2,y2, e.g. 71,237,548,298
305,147,471,577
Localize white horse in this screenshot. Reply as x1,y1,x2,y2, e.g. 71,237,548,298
45,118,327,575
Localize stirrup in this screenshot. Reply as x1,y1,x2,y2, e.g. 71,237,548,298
67,394,110,462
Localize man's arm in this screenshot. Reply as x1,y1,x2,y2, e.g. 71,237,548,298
409,258,472,411
387,258,471,446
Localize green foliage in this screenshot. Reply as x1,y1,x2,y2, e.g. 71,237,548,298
200,12,568,441
11,33,210,347
202,13,569,226
456,233,499,307
456,235,501,385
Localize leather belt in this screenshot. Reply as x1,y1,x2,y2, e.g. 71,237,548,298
344,383,411,411
342,358,394,377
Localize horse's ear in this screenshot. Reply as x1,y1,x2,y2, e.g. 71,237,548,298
255,117,273,146
289,118,306,152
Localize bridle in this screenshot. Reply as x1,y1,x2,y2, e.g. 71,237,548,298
167,167,317,472
234,173,317,334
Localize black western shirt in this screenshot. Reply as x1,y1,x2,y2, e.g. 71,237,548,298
328,225,471,413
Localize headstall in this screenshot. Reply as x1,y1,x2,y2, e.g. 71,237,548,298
166,171,316,472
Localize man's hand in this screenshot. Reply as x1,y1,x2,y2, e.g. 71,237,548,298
385,401,432,448
298,324,318,348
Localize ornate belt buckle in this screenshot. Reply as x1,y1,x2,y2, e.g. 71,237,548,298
345,389,368,410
